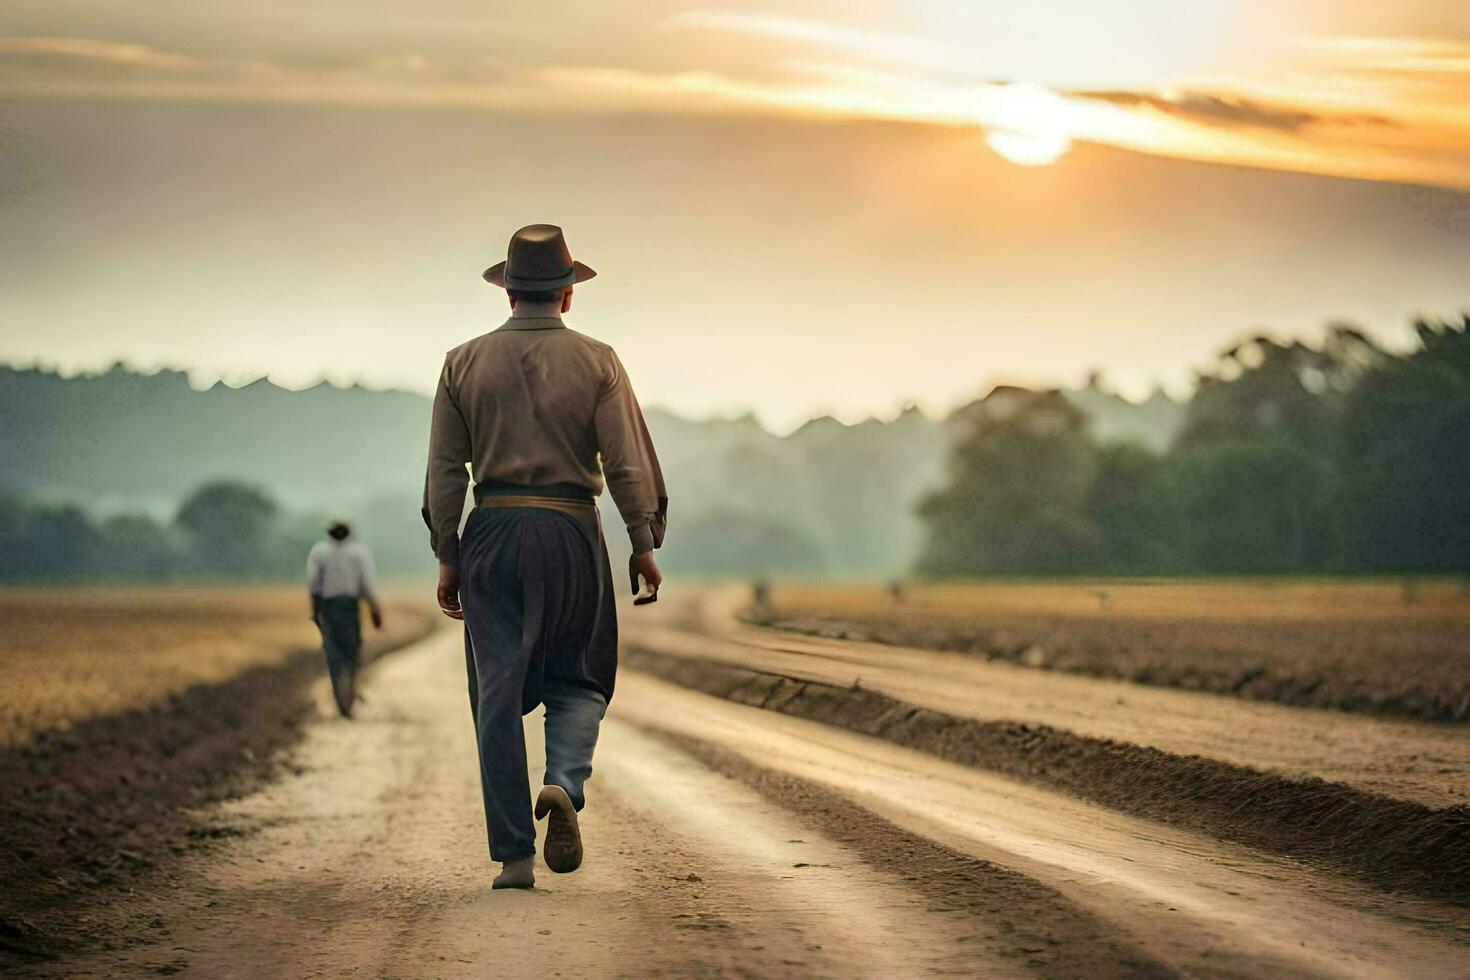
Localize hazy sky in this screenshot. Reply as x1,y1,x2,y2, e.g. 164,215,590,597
2,2,1468,429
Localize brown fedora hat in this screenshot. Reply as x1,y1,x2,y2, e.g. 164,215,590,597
482,224,597,290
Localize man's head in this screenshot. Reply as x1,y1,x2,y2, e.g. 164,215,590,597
507,284,573,314
327,521,351,541
483,224,595,301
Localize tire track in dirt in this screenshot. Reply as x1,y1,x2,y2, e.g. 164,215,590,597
624,646,1470,903
634,728,1175,979
614,671,1470,979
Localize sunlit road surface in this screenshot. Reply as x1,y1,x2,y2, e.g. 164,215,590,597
629,588,1469,809
35,628,1468,979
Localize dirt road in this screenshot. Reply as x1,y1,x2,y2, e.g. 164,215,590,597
31,627,1468,979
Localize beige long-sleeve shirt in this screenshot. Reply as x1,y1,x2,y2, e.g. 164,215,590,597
422,312,667,564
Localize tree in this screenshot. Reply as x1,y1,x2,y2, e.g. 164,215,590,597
1170,438,1336,572
21,504,103,579
99,513,181,578
1177,324,1382,457
175,481,280,575
919,388,1098,576
1340,315,1470,571
1085,444,1184,573
0,490,26,580
1165,325,1382,573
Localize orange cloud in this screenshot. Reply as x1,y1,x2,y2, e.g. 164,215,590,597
2,19,1466,190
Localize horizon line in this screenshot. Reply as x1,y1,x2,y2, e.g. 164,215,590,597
1,356,1192,435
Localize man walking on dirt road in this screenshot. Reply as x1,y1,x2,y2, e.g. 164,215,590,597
307,521,384,718
422,224,668,890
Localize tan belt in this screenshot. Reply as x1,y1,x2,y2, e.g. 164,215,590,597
476,494,596,519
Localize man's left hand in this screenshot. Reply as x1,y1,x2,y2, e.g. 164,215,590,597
370,604,384,630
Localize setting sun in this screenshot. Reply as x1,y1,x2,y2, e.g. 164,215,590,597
985,128,1072,166
979,82,1076,166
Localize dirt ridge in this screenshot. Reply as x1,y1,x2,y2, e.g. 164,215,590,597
624,646,1470,904
746,609,1470,722
642,728,1179,980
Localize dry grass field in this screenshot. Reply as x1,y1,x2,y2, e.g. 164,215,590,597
0,586,434,748
750,579,1470,720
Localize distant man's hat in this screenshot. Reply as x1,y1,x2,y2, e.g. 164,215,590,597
482,224,597,290
327,521,350,541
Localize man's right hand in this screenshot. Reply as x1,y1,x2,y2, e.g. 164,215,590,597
437,561,464,620
629,551,662,601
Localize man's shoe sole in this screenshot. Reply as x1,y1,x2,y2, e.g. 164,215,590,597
535,785,583,873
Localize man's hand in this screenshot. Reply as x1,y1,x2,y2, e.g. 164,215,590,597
310,594,322,623
628,551,662,604
369,603,384,630
437,561,464,621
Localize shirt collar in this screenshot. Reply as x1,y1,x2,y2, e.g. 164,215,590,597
501,306,565,330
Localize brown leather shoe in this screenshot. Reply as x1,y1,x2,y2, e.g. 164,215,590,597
492,856,535,890
534,785,583,873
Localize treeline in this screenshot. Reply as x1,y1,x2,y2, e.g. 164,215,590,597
919,315,1470,576
0,481,321,582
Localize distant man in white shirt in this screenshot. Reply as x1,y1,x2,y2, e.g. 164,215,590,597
307,521,384,718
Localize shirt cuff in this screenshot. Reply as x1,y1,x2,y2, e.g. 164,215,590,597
424,506,461,565
627,521,656,556
435,534,461,567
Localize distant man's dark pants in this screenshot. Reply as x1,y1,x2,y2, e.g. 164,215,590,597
459,504,617,864
316,596,362,717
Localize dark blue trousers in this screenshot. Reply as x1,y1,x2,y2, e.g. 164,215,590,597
316,596,361,718
459,505,617,863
